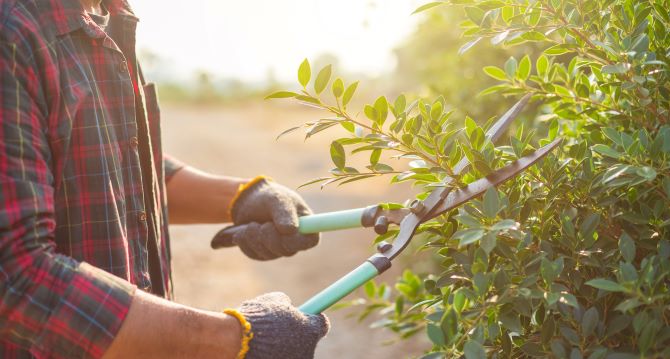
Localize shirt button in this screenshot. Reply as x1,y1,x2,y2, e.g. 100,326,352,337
138,211,147,223
129,136,139,150
119,61,128,74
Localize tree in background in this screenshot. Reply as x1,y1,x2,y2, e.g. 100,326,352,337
270,0,670,357
393,6,525,120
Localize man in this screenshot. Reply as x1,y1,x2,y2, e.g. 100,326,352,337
0,0,328,357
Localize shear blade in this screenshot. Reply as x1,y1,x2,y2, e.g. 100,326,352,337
423,138,562,222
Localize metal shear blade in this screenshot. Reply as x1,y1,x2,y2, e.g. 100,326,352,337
379,138,561,260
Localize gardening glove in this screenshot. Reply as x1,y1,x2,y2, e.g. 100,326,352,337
212,176,320,260
224,292,330,359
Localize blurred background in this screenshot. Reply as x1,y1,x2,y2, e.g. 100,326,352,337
132,0,527,357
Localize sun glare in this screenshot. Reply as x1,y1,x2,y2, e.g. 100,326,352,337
132,0,423,83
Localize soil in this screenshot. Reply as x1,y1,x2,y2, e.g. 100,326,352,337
161,101,427,358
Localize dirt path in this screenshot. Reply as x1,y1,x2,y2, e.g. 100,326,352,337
161,102,426,358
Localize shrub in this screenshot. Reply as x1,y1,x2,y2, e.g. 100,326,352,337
270,0,670,357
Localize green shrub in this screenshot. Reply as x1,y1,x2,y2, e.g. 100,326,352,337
270,0,670,357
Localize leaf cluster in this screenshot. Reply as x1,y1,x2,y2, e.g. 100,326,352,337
269,0,670,357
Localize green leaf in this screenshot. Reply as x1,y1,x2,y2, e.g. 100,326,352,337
582,307,599,337
330,141,346,169
518,55,531,81
482,187,500,218
521,30,546,41
536,55,548,76
527,7,542,26
579,213,600,240
541,258,563,284
456,213,482,227
615,298,642,312
473,272,489,296
618,232,636,263
500,5,514,23
548,119,559,140
465,116,477,137
544,44,573,55
412,1,445,14
364,105,378,122
370,149,381,166
275,126,302,140
458,37,481,55
504,57,518,78
559,293,579,308
373,96,389,125
635,166,657,181
342,81,358,107
430,101,443,121
426,323,445,346
453,290,467,312
541,316,555,344
602,128,621,145
464,6,485,24
491,30,509,45
602,63,629,74
464,341,486,359
592,144,621,159
480,233,496,254
586,279,626,292
441,309,458,345
332,78,344,98
491,219,517,231
370,163,394,173
298,58,311,87
483,66,507,81
265,91,298,99
455,229,485,247
364,280,375,298
314,65,332,94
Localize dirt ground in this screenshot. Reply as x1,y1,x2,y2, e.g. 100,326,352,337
161,101,428,358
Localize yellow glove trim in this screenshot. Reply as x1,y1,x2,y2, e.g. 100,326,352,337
229,175,273,213
223,308,254,359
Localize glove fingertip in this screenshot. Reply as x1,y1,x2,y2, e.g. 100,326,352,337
311,313,330,338
274,218,299,235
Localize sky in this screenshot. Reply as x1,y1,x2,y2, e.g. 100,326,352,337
131,0,424,83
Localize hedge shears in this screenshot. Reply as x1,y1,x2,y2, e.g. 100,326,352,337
212,95,561,315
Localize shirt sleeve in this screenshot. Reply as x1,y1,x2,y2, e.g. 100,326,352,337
164,155,185,183
0,27,135,358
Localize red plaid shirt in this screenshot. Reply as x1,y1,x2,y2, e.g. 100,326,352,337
0,0,183,357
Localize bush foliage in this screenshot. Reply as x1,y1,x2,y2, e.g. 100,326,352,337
270,0,670,357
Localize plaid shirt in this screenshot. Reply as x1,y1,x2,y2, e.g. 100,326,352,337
0,0,183,357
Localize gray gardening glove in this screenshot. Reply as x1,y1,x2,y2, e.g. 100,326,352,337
239,292,329,359
213,177,320,260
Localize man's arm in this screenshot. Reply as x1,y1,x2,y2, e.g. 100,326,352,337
102,290,241,358
166,165,248,224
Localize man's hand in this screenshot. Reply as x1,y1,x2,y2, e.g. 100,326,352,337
237,292,329,359
221,177,320,260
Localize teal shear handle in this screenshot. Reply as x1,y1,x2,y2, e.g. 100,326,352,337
298,207,370,233
299,255,391,315
210,205,380,248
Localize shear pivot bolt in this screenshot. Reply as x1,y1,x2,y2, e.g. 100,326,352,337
410,200,425,214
